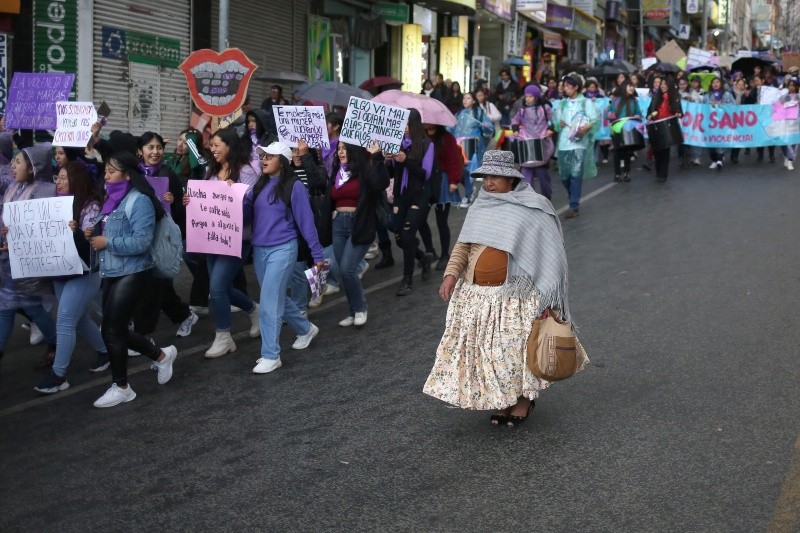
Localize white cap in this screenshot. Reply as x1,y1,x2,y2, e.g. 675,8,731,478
257,141,292,162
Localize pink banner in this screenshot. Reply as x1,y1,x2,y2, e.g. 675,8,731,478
772,102,799,121
145,176,171,212
185,179,248,257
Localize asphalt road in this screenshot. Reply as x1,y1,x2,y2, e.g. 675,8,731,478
1,151,799,532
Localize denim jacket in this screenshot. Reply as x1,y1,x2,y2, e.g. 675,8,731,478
95,189,155,278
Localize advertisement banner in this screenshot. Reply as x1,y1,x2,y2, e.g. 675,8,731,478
308,15,332,83
101,26,182,69
33,0,77,93
185,180,248,257
642,0,670,20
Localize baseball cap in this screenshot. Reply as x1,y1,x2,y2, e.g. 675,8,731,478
257,141,292,162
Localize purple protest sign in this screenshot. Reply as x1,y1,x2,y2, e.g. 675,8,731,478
145,176,171,212
5,73,76,130
185,179,248,257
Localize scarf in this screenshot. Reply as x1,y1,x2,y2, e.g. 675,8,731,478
138,162,163,177
323,138,339,166
100,181,131,216
456,182,571,320
711,89,724,101
335,164,351,189
585,90,600,98
399,136,412,193
250,130,259,147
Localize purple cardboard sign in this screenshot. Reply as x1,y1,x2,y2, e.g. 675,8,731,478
145,176,171,212
5,73,75,130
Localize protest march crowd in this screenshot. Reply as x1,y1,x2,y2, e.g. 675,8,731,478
0,51,797,422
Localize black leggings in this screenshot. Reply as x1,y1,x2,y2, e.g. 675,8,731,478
394,202,430,277
102,270,161,386
418,203,452,256
614,147,634,175
133,277,191,335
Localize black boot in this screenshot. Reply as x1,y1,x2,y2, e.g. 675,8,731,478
396,276,413,296
435,253,450,271
420,252,434,281
374,242,394,270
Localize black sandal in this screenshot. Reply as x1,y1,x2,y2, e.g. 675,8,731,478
490,408,511,426
507,400,535,427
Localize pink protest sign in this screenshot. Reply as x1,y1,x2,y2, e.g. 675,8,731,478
145,176,170,212
185,179,248,257
772,102,799,121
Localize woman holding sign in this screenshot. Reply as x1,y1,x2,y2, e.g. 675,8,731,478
34,162,108,394
0,145,58,368
86,152,178,408
320,141,388,327
243,142,324,374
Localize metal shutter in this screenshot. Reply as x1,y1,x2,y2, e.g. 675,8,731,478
93,0,191,143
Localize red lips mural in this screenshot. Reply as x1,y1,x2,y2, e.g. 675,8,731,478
179,48,257,117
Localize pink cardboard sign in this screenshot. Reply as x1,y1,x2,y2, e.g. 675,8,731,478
185,179,248,257
145,176,170,212
772,102,799,121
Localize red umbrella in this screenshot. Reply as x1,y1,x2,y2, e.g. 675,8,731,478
359,76,403,91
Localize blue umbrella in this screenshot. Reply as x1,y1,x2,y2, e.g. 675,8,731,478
504,57,530,67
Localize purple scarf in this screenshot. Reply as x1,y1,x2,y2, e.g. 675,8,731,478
335,164,351,189
399,137,413,193
323,138,339,168
585,90,600,98
100,181,131,216
711,90,724,101
138,162,163,177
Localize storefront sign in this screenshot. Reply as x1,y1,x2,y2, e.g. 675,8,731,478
53,101,97,147
33,0,77,77
572,9,597,39
517,0,546,10
479,0,513,21
5,72,75,129
439,36,466,90
571,0,595,14
670,0,682,34
605,0,626,22
543,32,563,50
101,26,182,69
340,96,410,155
375,2,409,24
308,15,332,83
185,180,248,257
273,105,330,149
2,197,82,279
0,33,7,116
546,3,574,29
642,0,670,19
687,0,699,14
716,0,729,24
400,24,422,94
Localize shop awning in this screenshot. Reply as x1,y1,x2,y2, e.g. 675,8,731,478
545,3,600,40
414,0,476,16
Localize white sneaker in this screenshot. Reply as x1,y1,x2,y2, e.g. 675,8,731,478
93,383,136,408
692,158,701,166
323,284,340,296
364,242,379,259
204,331,237,358
128,349,141,357
308,294,323,308
717,161,723,169
338,316,355,327
459,199,470,208
708,162,717,169
176,311,199,337
354,311,368,327
29,323,44,345
231,305,242,313
155,346,177,385
248,303,260,338
358,263,369,279
292,323,319,350
253,357,282,374
189,305,209,317
788,161,795,171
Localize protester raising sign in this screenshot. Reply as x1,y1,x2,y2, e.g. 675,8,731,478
53,102,98,148
273,105,329,149
340,96,410,154
184,180,248,257
2,197,82,279
5,73,75,130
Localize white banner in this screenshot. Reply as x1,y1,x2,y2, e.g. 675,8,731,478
272,105,330,149
2,196,82,279
53,101,98,148
340,96,410,155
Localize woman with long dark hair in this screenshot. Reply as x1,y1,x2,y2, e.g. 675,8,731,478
449,92,495,205
86,152,177,408
243,142,324,374
184,127,260,358
34,162,108,394
647,77,683,182
320,140,388,327
606,82,643,182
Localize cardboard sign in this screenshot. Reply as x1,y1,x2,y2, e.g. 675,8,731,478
273,105,330,149
2,197,82,279
656,40,686,65
772,102,799,121
144,176,171,212
5,73,75,130
52,102,98,148
686,47,715,70
179,48,257,117
340,96,411,154
185,179,248,257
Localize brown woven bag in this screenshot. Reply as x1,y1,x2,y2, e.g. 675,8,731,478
527,310,579,382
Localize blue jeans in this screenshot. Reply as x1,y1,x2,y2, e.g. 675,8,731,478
253,240,312,360
290,261,309,311
331,212,369,315
461,167,474,201
323,245,366,289
207,242,255,331
0,304,57,352
53,274,106,377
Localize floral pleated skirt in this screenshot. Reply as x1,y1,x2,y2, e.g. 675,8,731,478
423,279,588,410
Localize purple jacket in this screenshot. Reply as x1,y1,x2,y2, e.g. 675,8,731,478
511,104,553,140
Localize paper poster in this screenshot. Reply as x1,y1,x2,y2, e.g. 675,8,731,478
185,180,248,257
686,47,715,70
52,102,98,148
5,73,75,130
179,48,257,117
145,176,171,212
641,57,658,71
340,96,411,154
2,196,82,279
305,260,332,301
273,105,330,149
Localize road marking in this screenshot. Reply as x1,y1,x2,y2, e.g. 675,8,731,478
0,183,618,418
768,436,800,533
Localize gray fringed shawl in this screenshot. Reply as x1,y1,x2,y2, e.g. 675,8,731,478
456,182,572,320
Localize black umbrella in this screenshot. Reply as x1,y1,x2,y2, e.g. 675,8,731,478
731,56,778,76
557,58,588,73
647,61,682,74
587,59,638,77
